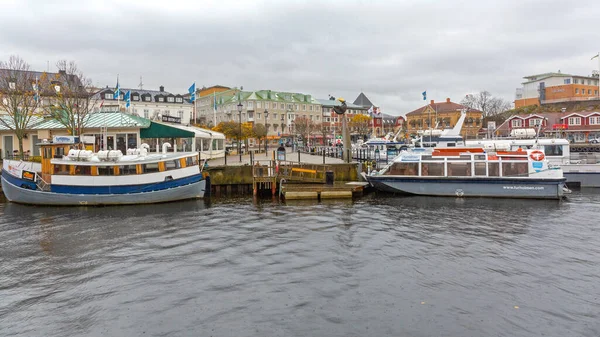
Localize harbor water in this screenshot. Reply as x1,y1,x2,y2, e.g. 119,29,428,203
1,191,599,336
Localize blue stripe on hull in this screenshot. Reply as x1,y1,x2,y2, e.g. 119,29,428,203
1,169,37,190
369,176,566,184
50,174,204,194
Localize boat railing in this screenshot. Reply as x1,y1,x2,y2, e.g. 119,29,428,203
36,175,51,192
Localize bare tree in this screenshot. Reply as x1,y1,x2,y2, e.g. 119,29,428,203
0,56,41,159
461,91,511,118
349,114,372,140
45,60,97,137
293,117,316,146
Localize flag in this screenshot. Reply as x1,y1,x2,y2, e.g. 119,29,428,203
188,83,196,102
592,53,599,60
422,91,427,100
124,91,131,108
114,79,120,98
99,99,105,108
368,106,374,115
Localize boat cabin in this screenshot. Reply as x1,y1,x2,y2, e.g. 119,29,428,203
38,140,199,185
380,147,551,178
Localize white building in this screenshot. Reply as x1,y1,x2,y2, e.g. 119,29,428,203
93,85,193,124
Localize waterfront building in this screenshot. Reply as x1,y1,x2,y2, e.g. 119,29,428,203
514,71,600,108
405,98,483,139
495,111,600,143
93,85,193,124
195,87,322,145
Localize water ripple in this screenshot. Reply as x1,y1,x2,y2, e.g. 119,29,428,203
0,192,599,336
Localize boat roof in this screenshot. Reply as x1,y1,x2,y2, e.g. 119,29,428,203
50,151,197,166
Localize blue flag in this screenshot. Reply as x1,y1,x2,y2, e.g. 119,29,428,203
213,93,217,111
115,80,120,99
124,91,131,108
422,91,426,101
188,83,196,102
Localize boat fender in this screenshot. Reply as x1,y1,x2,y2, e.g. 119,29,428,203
164,175,173,182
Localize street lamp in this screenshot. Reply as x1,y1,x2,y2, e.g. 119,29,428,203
237,102,243,162
264,109,269,156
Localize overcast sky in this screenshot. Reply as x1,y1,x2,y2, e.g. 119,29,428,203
1,0,599,115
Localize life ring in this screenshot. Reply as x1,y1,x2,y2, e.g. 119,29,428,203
529,150,545,161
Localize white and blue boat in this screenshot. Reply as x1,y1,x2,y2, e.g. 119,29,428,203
1,138,206,206
366,147,568,199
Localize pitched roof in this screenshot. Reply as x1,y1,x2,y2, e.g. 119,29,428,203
315,99,366,109
353,92,374,107
29,112,151,129
405,101,481,116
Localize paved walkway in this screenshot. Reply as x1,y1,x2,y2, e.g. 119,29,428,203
206,149,348,166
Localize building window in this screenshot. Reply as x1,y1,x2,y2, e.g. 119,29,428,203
303,105,306,111
105,93,114,99
167,97,174,103
280,103,284,109
575,88,579,94
511,119,522,127
247,101,253,109
144,96,151,102
143,109,149,118
309,105,313,111
568,117,581,126
564,79,571,84
133,95,139,101
257,101,262,109
529,118,542,126
574,79,579,84
589,116,600,125
176,97,182,103
589,89,592,95
273,113,277,120
164,110,170,116
178,110,184,119
158,97,164,102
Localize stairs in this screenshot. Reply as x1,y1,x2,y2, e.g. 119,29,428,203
36,176,51,192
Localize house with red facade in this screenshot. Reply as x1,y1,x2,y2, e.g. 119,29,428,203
496,111,600,143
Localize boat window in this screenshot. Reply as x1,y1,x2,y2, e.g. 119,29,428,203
202,138,211,151
53,164,69,175
474,162,486,176
142,163,160,173
447,162,471,176
165,160,181,170
75,166,91,175
54,147,65,159
474,155,486,160
488,163,500,177
459,155,472,160
488,163,500,176
502,162,528,177
98,166,115,176
385,162,418,175
447,143,456,147
421,162,444,176
186,156,198,167
420,155,444,161
544,145,563,156
43,148,52,159
120,165,137,175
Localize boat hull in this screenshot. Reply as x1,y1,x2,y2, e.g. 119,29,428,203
367,176,566,199
1,173,206,206
562,165,600,188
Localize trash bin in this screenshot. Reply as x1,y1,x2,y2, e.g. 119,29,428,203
325,171,334,185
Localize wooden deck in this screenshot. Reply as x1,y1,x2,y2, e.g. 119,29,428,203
280,181,370,200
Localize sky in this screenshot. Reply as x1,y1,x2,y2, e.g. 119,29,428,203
1,0,599,116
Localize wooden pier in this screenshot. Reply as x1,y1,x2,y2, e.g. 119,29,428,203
252,160,369,200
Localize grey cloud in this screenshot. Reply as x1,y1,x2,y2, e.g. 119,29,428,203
1,0,599,115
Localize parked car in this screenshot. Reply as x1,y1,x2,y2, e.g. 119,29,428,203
590,137,600,144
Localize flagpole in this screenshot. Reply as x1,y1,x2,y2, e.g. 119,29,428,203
213,91,217,127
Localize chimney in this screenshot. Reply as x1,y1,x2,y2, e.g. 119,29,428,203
446,98,451,103
159,85,164,92
430,99,434,105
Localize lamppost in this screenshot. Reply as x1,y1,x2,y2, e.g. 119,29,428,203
264,109,269,156
237,102,243,162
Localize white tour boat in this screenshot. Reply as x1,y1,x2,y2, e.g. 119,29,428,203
366,147,568,199
1,137,206,206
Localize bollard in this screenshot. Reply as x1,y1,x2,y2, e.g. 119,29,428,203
297,150,301,162
224,152,228,166
323,150,325,164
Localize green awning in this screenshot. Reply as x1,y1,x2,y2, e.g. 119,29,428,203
140,122,195,138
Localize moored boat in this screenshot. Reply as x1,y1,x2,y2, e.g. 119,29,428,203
1,138,206,206
366,147,567,199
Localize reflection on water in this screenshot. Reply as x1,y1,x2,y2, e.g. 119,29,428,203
0,191,599,337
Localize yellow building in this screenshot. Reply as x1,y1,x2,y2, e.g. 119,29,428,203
405,98,483,139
